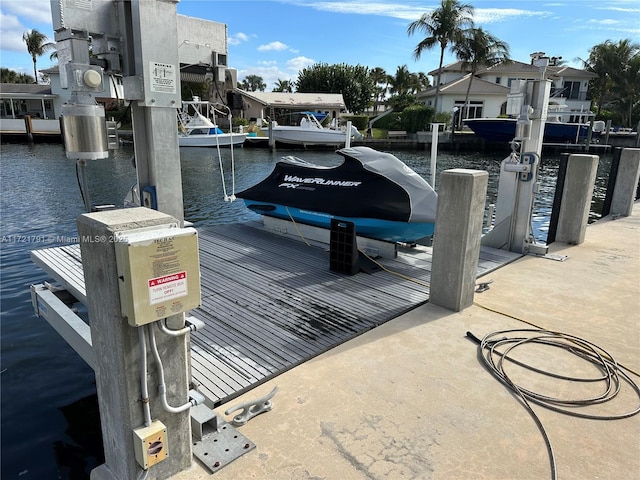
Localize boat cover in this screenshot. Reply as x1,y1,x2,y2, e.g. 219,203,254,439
237,146,437,223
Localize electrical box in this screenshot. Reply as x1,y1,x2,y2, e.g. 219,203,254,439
133,420,168,469
115,226,201,326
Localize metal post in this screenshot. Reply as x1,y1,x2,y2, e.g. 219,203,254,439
429,123,445,188
481,78,550,254
120,0,184,223
49,1,193,477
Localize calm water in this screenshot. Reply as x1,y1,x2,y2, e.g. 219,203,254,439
0,142,611,479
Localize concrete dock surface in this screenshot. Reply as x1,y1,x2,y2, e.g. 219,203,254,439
173,202,640,480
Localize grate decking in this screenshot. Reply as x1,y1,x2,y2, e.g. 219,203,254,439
31,222,520,406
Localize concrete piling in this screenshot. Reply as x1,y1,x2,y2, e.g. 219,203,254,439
610,148,640,217
554,154,599,245
430,169,488,312
78,208,192,480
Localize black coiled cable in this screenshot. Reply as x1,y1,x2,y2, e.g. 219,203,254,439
468,329,640,480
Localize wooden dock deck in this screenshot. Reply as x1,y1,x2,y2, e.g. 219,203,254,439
31,221,520,407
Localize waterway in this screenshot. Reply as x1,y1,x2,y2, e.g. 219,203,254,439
0,142,611,479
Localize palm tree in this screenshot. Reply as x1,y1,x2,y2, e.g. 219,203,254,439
582,39,639,125
369,67,388,114
22,29,55,84
407,0,474,113
415,72,431,91
452,27,510,127
273,79,293,92
388,65,414,95
240,75,267,92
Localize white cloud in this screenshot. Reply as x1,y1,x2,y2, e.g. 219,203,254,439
296,1,428,21
1,1,55,57
238,55,316,90
287,56,315,73
0,12,30,53
228,32,249,45
2,0,52,25
473,8,553,24
238,64,290,90
258,41,290,52
589,18,619,25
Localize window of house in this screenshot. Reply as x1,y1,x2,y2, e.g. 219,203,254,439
507,77,535,88
454,100,483,118
563,81,581,99
495,77,501,85
1,100,12,118
43,100,54,119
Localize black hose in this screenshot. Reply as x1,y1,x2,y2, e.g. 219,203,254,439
470,328,640,480
75,161,88,212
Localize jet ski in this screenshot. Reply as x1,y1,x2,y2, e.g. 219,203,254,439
236,146,437,243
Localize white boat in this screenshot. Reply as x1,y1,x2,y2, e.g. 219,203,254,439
260,111,362,147
178,98,246,147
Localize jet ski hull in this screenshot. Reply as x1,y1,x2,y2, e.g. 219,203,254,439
237,146,438,243
244,201,435,243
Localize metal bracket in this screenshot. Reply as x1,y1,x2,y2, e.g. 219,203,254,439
475,279,493,293
190,404,255,473
224,386,279,427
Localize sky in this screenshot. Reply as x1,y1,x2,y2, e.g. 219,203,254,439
1,0,639,89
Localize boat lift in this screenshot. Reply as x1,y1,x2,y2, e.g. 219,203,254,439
31,1,258,478
482,53,557,256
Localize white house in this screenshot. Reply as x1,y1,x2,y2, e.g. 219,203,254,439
417,59,598,122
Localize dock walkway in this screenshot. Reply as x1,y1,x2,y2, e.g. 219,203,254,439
31,221,519,406
171,204,640,480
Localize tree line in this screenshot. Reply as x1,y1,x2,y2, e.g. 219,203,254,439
5,0,639,127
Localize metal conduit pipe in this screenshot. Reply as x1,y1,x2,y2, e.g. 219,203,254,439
137,326,152,427
147,323,194,414
157,316,205,337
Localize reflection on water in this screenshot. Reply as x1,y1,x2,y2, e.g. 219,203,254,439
0,142,613,479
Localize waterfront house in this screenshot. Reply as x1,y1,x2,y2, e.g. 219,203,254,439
417,59,598,124
0,83,61,138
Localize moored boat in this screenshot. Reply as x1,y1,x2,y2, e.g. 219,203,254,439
178,98,246,147
236,146,437,243
463,118,598,143
463,106,603,143
260,111,362,147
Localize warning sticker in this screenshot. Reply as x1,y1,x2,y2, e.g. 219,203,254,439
150,62,177,94
148,271,188,305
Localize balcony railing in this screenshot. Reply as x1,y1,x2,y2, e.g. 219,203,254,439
550,88,590,101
